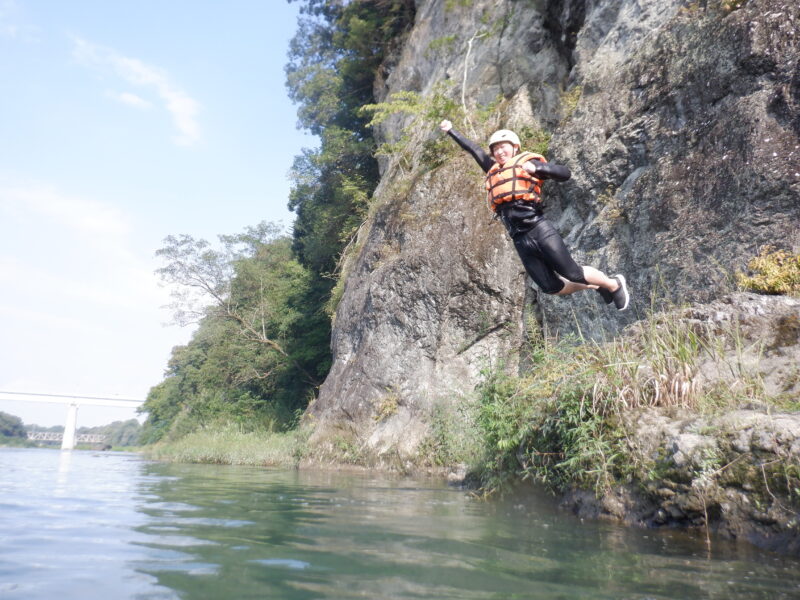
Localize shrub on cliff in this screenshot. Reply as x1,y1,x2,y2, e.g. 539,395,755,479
736,246,800,297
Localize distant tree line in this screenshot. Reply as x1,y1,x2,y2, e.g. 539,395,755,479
138,1,416,444
79,420,142,447
0,411,141,447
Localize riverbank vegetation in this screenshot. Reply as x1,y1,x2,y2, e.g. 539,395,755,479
1,411,28,443
470,307,798,497
145,425,307,468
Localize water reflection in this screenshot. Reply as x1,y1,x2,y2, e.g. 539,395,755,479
0,449,176,600
131,464,800,600
3,448,800,600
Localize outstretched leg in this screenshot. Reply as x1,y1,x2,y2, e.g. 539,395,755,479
555,276,596,295
582,266,618,292
559,266,629,310
532,226,630,309
512,219,630,309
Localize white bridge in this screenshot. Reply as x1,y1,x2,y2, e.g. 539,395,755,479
27,431,108,444
0,391,144,450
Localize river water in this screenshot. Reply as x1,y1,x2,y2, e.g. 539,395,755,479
1,448,799,599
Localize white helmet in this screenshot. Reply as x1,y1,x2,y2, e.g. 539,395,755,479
488,129,520,150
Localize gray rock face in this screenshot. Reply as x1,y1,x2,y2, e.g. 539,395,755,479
307,157,528,457
546,0,800,337
308,0,800,459
685,293,800,399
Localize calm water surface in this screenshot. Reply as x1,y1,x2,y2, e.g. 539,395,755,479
1,447,799,599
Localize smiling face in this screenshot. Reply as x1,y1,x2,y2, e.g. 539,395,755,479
491,141,518,166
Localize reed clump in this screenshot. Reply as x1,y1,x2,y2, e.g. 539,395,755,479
144,425,309,468
472,309,773,496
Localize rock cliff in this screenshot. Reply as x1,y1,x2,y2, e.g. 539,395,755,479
306,0,799,473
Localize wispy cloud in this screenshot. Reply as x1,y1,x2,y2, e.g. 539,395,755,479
0,253,165,312
0,182,170,314
0,183,130,236
0,297,108,334
0,0,18,37
107,90,154,110
72,37,201,146
0,0,38,41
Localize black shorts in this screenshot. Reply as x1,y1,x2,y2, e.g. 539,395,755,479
498,203,586,294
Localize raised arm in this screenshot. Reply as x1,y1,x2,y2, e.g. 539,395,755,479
439,120,494,173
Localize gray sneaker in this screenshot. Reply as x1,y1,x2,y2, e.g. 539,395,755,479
596,287,613,304
611,275,629,311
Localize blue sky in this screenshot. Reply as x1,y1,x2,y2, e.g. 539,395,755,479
0,1,315,427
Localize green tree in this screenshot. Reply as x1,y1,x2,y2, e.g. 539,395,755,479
286,0,416,275
0,411,26,438
108,420,141,447
156,222,317,383
79,419,142,447
140,3,417,444
280,1,416,410
140,224,321,443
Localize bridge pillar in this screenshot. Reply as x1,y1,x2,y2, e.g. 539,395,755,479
61,403,79,450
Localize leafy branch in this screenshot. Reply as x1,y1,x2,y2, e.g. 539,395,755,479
155,223,316,384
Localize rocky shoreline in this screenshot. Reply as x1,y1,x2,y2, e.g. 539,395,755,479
546,293,800,556
562,407,800,556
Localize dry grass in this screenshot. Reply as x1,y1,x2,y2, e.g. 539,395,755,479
737,246,800,297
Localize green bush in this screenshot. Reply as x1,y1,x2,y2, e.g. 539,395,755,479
418,401,482,468
0,411,26,438
473,344,624,495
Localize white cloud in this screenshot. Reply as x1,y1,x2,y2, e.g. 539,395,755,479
107,90,153,110
0,183,170,312
0,0,38,41
0,253,166,312
0,300,107,334
0,183,130,236
0,0,18,37
72,37,201,146
0,21,17,38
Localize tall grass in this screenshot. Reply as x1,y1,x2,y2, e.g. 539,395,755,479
144,425,308,468
472,308,772,495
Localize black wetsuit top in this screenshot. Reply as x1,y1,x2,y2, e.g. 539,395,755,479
446,128,586,293
446,128,571,182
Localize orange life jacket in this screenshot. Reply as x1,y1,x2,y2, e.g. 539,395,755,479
485,151,546,212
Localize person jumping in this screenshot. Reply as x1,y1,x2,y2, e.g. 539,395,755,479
439,120,629,310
